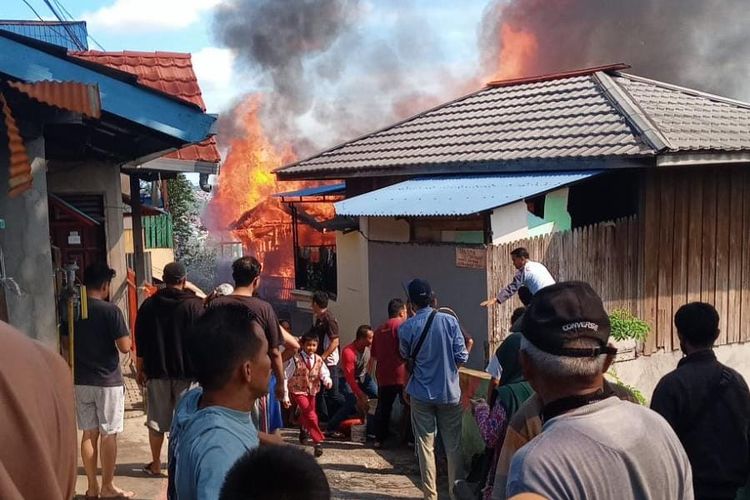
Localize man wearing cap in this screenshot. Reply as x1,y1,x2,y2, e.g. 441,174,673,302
135,261,205,476
480,248,555,307
399,279,468,500
507,281,693,499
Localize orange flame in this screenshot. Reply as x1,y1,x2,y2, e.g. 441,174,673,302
208,95,336,285
492,23,539,80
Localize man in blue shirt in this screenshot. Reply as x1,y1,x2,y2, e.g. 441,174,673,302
168,303,271,500
399,279,468,500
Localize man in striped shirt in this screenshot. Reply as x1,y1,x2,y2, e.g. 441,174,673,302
481,248,555,307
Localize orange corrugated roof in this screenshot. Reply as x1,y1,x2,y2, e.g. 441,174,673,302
71,50,219,164
8,80,101,118
1,92,32,197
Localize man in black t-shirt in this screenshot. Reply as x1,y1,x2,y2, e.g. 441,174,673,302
135,262,204,476
210,256,286,442
652,302,750,500
63,263,133,499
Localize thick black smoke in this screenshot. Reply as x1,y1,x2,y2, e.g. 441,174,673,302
480,0,750,99
212,0,460,154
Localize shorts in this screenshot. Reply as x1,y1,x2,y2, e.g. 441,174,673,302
74,385,125,435
145,378,195,434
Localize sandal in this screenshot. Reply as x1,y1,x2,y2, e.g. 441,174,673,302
141,462,163,477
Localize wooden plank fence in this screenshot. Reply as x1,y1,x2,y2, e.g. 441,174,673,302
487,166,750,356
487,216,641,352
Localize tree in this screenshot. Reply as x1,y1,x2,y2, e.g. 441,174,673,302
167,175,216,291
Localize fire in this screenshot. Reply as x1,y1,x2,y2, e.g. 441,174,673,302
492,23,539,80
207,95,336,292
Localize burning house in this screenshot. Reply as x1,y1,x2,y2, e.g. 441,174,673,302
274,62,750,379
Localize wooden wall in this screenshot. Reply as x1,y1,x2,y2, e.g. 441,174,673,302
641,167,750,354
487,166,750,355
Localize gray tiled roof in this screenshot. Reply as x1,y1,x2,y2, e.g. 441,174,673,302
613,74,750,151
277,69,750,178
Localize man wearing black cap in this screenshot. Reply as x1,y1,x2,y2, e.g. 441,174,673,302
135,261,205,476
399,278,468,500
506,281,693,499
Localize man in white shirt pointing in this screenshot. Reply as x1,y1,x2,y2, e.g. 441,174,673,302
481,247,555,307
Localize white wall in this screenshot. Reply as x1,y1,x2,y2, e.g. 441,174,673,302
328,217,371,346
368,217,410,242
47,162,129,318
614,343,750,402
490,201,529,244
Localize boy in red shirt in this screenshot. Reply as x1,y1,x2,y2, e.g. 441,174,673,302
285,334,332,457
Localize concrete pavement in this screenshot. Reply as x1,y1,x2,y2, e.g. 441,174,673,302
72,372,448,499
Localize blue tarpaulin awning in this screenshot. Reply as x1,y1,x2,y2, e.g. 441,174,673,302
334,172,599,217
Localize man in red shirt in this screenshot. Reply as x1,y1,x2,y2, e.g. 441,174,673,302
371,298,408,448
326,325,377,435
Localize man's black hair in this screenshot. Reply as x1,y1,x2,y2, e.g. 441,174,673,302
510,307,526,325
518,286,533,306
187,304,264,392
84,263,116,289
312,290,329,309
220,445,330,500
510,247,529,259
413,295,432,309
674,302,720,348
387,298,405,318
355,324,372,340
232,256,262,287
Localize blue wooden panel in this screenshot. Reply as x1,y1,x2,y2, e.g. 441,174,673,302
0,33,215,144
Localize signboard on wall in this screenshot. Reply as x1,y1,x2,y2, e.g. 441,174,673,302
455,247,486,269
67,231,81,245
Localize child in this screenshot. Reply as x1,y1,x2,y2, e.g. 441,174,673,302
284,333,332,457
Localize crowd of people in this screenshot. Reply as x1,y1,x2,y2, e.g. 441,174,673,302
2,248,750,500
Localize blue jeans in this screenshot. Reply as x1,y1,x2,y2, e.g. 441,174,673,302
327,374,377,432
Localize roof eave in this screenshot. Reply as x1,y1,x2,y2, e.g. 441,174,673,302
656,150,750,167
276,155,655,181
0,32,215,145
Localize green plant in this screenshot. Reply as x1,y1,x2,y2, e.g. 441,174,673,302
609,308,650,342
606,368,648,406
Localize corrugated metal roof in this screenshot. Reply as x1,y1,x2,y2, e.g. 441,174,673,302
277,68,750,179
334,172,598,217
71,50,220,164
0,20,88,51
8,80,101,118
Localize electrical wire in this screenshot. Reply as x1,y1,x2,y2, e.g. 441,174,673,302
18,0,92,51
50,0,105,50
42,0,86,50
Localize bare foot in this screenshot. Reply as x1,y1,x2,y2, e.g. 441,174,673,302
84,487,100,499
100,484,135,499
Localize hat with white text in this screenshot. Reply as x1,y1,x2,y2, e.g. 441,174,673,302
522,281,617,358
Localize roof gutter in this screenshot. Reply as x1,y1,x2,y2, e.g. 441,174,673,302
593,71,672,153
657,151,750,167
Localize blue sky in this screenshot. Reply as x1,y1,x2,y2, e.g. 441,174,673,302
2,0,490,113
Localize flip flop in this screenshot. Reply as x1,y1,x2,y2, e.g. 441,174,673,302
142,462,164,477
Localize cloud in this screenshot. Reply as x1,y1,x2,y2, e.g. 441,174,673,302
191,47,243,112
83,0,220,32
